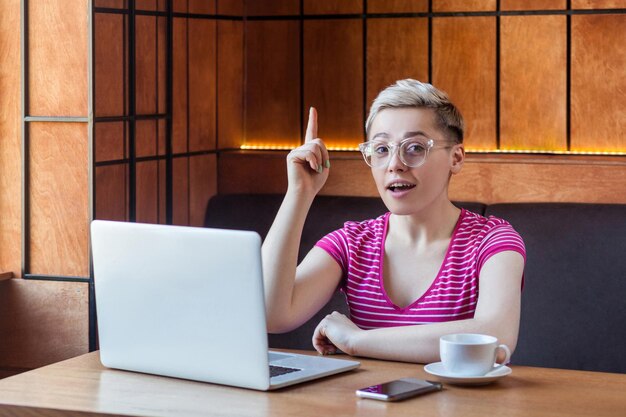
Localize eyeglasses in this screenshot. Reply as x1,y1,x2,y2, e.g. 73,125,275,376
358,137,453,168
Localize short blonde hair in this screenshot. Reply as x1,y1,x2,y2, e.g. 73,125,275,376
365,79,464,143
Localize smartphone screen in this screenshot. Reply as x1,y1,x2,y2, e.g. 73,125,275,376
356,378,442,401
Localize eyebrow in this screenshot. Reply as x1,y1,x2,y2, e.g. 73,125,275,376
371,131,430,141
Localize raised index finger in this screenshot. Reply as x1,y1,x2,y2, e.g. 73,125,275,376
305,107,318,143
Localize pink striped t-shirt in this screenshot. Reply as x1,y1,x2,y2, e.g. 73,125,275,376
315,209,526,330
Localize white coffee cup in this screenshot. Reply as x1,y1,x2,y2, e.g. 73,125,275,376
440,333,511,377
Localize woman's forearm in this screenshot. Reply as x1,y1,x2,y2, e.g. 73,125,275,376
349,317,517,364
262,189,315,331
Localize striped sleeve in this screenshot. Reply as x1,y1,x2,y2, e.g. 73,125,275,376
315,228,349,273
476,222,526,273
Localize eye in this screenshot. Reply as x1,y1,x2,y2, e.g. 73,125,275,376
404,141,427,154
373,143,389,155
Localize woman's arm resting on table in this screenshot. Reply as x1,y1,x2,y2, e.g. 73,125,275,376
313,250,525,363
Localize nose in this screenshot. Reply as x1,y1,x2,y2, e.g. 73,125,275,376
386,147,406,172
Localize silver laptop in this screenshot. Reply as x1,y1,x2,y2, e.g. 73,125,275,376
91,220,359,390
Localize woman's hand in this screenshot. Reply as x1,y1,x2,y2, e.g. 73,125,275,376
312,311,362,356
286,107,330,197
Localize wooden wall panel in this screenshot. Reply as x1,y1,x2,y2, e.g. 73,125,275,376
189,19,217,152
449,156,626,204
367,0,428,13
572,0,626,8
304,0,362,14
136,120,157,157
218,0,244,15
95,13,125,117
218,151,626,204
366,18,428,109
29,123,89,277
571,14,626,152
432,17,496,150
246,20,301,147
433,0,496,11
95,164,128,221
304,20,363,147
136,15,157,115
28,0,88,117
95,122,125,162
95,0,125,8
500,15,567,151
0,280,88,370
189,154,217,227
173,18,188,153
173,157,190,225
0,0,21,277
501,0,565,9
136,161,159,224
217,20,244,149
246,0,299,15
188,0,217,14
158,17,168,115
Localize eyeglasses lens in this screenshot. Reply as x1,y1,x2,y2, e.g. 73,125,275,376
363,140,428,168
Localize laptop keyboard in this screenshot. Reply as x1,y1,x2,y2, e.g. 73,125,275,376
270,365,301,378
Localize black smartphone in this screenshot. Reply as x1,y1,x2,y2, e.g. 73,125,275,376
355,378,443,402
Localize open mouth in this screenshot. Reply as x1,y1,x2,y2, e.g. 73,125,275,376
387,182,416,193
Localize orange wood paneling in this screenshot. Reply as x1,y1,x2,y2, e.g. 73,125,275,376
433,0,496,11
217,20,244,149
501,0,565,9
173,157,189,225
189,154,217,227
572,0,626,8
189,0,217,13
304,0,363,14
571,14,626,152
246,0,299,15
0,279,88,370
136,15,157,115
158,159,167,224
158,17,168,115
500,15,567,151
304,19,364,147
432,17,496,150
367,0,428,13
173,18,188,153
136,120,157,157
95,164,128,221
95,13,125,117
28,0,88,116
136,0,158,11
366,18,429,109
189,19,217,152
29,123,89,277
173,0,188,12
95,122,125,162
0,0,21,277
95,0,125,7
449,155,626,204
218,0,244,15
136,161,159,224
218,151,626,204
245,20,300,147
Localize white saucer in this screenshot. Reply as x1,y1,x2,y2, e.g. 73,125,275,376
423,362,512,386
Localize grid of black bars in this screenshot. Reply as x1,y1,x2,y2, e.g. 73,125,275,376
20,1,626,353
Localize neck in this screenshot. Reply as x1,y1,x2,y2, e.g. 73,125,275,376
388,199,461,246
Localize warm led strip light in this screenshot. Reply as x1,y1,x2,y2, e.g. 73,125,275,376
240,144,626,156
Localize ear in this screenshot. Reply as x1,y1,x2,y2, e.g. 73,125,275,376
450,144,465,175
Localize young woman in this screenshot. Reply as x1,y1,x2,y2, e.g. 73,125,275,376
262,79,525,364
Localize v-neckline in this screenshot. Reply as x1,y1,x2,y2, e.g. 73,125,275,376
378,209,465,312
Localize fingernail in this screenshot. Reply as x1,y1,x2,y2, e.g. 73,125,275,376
325,160,330,169
317,165,323,174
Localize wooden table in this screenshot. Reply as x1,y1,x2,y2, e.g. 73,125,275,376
0,350,624,417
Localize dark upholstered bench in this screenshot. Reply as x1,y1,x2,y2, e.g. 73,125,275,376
205,194,626,374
